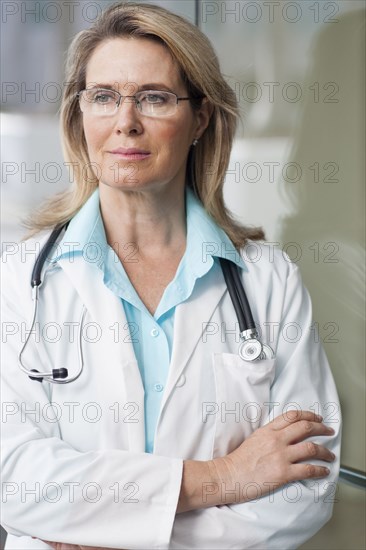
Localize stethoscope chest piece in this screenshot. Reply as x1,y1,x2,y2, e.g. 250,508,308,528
239,338,275,362
239,338,263,361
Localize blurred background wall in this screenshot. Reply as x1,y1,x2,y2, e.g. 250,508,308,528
1,0,365,548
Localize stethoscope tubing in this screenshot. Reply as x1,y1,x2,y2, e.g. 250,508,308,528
219,258,256,332
19,222,86,383
31,224,66,288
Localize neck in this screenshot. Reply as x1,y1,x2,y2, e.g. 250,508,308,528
98,183,187,261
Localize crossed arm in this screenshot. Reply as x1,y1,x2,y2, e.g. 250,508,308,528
36,409,335,549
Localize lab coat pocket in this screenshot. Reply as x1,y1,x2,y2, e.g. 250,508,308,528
211,353,275,457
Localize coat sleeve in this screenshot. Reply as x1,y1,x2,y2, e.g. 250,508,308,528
170,256,341,549
0,252,183,550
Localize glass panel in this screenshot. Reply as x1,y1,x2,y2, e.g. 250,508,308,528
201,2,365,547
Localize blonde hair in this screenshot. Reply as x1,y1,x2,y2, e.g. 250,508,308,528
26,1,264,247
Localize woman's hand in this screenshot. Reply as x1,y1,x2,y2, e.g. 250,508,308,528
34,541,120,550
211,410,336,503
38,543,81,550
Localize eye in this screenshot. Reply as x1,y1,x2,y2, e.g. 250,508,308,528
88,89,116,104
140,92,167,104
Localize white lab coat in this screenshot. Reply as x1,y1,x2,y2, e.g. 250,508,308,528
1,233,341,549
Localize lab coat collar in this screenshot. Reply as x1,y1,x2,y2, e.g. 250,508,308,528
185,187,247,272
49,189,106,265
153,188,247,319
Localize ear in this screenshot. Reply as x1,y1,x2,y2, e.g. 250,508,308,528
194,97,214,139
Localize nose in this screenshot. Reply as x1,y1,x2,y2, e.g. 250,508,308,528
114,97,143,136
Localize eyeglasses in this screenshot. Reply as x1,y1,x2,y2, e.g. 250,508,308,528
77,88,202,118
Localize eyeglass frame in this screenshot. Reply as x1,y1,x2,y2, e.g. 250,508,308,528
76,87,205,117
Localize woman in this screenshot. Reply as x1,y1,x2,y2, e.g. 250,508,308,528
1,3,340,549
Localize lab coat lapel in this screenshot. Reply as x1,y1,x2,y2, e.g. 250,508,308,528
57,257,146,452
57,257,133,358
159,265,226,411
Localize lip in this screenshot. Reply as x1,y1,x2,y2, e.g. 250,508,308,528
109,147,151,159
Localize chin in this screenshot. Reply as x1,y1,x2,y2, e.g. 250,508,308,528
100,167,147,189
99,175,159,191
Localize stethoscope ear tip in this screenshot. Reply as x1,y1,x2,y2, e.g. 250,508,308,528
28,369,43,383
27,368,68,382
52,368,68,380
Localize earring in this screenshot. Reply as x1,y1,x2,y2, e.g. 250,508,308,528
192,138,199,146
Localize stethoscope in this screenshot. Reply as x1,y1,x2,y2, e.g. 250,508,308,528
18,224,87,384
18,224,274,384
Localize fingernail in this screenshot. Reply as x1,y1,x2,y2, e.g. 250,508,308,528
316,414,323,421
326,426,335,433
325,467,330,474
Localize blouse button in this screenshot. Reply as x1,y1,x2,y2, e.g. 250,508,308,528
154,383,164,392
150,328,159,337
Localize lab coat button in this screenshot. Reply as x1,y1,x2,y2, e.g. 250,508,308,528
150,328,159,337
175,374,186,387
154,383,164,392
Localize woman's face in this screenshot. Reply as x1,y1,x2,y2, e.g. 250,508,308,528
82,37,210,195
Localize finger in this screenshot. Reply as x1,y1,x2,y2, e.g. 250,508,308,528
288,441,336,464
40,543,80,550
288,462,331,482
283,419,335,444
269,410,323,431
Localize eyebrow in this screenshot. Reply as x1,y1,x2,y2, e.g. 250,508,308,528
86,82,176,93
139,83,175,93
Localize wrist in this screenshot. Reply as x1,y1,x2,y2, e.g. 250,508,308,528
209,455,237,483
177,456,242,514
206,457,240,506
177,458,233,513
